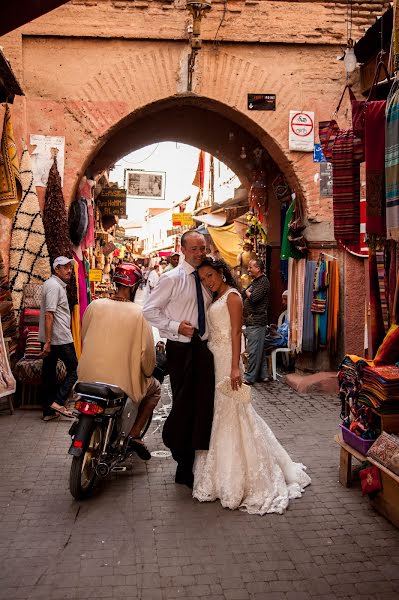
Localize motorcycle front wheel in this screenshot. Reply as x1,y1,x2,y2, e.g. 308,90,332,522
69,425,102,500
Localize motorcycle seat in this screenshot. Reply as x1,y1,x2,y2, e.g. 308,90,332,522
75,381,126,401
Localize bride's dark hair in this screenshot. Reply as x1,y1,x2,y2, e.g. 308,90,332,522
197,257,239,295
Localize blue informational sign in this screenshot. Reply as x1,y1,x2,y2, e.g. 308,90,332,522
313,144,327,163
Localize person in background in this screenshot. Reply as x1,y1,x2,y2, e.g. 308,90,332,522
163,252,180,273
146,263,160,296
242,258,270,385
78,263,161,459
264,290,289,353
39,256,78,421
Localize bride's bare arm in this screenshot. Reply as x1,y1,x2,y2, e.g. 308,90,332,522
227,292,243,389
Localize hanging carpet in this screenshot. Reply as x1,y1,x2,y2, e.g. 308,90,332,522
9,146,50,321
0,104,21,218
386,80,399,241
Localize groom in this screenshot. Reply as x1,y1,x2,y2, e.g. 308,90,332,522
143,231,215,488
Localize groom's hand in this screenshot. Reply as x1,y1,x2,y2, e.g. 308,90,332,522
178,321,195,338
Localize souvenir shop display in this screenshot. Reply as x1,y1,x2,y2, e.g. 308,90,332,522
8,146,50,323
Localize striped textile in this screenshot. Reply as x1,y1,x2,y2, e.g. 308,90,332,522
385,80,399,241
365,101,386,241
296,259,306,353
376,250,389,332
319,121,364,253
0,105,21,218
369,247,386,355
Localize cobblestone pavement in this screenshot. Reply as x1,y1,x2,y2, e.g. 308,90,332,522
1,381,399,600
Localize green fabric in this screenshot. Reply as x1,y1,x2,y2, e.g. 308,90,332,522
280,201,303,260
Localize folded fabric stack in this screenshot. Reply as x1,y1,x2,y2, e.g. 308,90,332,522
359,365,399,413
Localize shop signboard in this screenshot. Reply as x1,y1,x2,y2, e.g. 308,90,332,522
124,169,166,199
89,269,103,282
97,188,127,218
289,111,314,152
172,212,194,227
248,94,276,111
320,162,333,197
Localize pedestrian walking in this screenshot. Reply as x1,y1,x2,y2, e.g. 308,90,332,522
242,258,270,385
145,264,160,297
39,256,78,420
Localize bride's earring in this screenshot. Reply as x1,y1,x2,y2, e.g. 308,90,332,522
222,275,226,282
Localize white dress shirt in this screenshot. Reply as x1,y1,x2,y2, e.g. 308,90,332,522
143,260,211,343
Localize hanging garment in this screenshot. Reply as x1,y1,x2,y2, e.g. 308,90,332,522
326,260,339,354
280,202,289,283
369,247,386,355
388,240,397,323
319,120,363,253
0,105,21,218
73,252,89,323
296,259,306,353
314,259,328,347
43,157,78,309
9,147,51,322
365,101,387,241
376,250,389,332
386,80,399,241
71,262,81,359
281,202,303,260
302,261,317,352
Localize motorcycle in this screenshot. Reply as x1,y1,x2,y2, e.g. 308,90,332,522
68,381,152,500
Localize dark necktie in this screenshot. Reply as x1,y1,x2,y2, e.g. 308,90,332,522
193,271,206,337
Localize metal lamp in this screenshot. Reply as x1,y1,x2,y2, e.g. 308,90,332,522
186,1,212,37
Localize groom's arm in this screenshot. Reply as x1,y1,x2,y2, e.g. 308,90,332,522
142,275,181,339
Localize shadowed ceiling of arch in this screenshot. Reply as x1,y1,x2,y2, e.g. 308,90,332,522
88,97,286,190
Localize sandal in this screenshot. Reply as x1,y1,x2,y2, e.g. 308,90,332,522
50,403,75,419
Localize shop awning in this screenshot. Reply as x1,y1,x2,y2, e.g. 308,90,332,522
207,224,242,268
1,1,71,37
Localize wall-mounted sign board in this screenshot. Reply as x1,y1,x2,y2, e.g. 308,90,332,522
248,94,276,111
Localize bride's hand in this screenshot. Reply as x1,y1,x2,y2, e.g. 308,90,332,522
230,368,242,391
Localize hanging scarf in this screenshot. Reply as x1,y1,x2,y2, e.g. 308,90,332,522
365,101,386,242
327,260,339,354
385,80,399,241
9,147,50,321
369,247,386,354
296,259,306,353
303,261,317,352
281,201,303,260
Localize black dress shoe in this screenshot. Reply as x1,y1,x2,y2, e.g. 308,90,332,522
126,437,152,461
175,467,194,489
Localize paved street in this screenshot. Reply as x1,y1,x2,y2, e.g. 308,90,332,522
1,381,399,600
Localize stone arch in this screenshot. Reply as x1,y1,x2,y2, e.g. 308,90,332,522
59,44,322,209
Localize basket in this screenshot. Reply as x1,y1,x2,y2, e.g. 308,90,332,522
339,424,375,456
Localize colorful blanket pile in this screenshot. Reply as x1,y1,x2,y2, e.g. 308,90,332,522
359,365,399,413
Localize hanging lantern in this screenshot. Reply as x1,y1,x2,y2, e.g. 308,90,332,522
249,169,268,224
343,39,357,73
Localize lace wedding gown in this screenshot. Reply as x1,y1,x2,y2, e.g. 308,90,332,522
193,288,311,515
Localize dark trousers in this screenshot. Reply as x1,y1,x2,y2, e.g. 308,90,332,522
164,336,215,476
42,343,78,416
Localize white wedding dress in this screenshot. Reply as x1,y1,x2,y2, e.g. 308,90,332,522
193,288,311,515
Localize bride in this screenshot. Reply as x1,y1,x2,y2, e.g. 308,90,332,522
193,257,311,515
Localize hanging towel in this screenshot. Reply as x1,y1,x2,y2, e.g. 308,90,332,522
302,261,317,352
386,80,399,241
9,147,51,322
365,101,386,241
376,250,389,332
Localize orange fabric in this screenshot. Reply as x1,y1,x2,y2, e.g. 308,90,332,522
374,323,399,365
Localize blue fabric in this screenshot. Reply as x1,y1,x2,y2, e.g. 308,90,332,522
193,271,206,337
302,260,317,352
244,325,268,383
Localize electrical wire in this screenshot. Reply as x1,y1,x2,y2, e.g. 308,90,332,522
118,143,160,166
213,0,227,46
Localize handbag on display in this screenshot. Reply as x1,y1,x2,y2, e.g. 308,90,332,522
311,298,326,314
359,465,382,495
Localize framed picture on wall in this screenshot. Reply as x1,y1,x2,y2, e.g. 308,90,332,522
124,169,166,199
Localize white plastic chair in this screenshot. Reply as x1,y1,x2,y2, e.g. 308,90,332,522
266,311,291,381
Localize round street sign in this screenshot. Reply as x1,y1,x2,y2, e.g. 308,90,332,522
290,112,314,137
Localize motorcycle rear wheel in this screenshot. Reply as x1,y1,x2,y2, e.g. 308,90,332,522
69,425,102,500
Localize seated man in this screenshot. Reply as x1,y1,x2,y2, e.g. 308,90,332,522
78,263,161,460
264,290,289,354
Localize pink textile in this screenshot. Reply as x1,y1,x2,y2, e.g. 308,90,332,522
79,177,95,250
